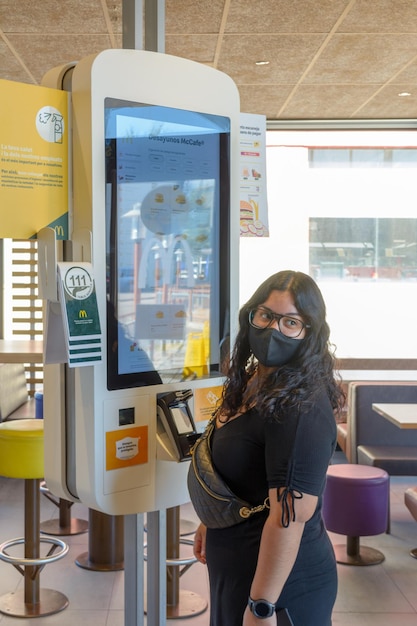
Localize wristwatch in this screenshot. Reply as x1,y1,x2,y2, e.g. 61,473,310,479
248,596,276,618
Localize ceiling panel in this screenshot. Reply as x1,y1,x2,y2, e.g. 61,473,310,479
165,0,225,33
1,0,417,121
165,35,218,65
225,0,352,33
238,84,296,118
281,84,383,120
2,34,115,83
218,35,328,84
0,0,109,33
339,0,417,33
305,35,417,83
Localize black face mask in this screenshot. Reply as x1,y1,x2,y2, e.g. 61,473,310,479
249,326,303,367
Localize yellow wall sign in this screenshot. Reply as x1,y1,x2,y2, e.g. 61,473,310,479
0,79,69,239
106,425,149,471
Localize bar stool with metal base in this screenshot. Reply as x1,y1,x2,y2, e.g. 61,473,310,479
165,506,207,619
40,481,89,536
0,419,69,617
143,507,207,619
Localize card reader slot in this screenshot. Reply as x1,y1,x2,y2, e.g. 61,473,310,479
157,390,198,462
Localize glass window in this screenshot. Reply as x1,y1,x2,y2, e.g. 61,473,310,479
310,217,417,281
240,130,417,360
309,147,417,168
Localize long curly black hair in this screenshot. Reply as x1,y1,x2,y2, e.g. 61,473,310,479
220,270,345,420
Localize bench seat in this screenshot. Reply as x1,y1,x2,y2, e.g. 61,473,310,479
0,363,36,422
345,381,417,476
337,422,348,454
5,397,36,421
358,445,417,475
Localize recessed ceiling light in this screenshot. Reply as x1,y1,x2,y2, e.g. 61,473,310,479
255,60,270,66
398,91,411,97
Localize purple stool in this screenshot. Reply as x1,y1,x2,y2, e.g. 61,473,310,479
323,464,389,566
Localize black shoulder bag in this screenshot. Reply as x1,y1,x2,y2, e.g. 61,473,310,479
187,417,269,529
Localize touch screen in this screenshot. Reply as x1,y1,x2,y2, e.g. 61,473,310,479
105,98,230,389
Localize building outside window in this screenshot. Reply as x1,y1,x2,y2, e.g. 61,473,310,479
309,216,417,281
239,129,417,362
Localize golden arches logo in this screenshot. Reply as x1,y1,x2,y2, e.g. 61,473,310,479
54,225,64,237
79,310,88,318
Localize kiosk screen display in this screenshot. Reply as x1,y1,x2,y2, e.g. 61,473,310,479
105,98,230,389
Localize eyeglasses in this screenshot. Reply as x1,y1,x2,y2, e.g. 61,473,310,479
248,307,310,338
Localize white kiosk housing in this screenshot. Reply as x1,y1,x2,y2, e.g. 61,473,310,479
42,49,240,517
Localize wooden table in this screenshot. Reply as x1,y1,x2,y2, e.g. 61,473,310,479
372,403,417,429
0,339,43,363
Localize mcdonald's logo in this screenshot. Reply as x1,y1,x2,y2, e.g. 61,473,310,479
79,310,88,318
54,225,65,237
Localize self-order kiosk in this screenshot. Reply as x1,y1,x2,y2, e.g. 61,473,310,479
40,49,240,517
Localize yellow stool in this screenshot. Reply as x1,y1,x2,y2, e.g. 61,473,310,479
0,419,69,617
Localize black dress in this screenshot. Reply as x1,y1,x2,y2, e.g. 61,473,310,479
206,391,337,626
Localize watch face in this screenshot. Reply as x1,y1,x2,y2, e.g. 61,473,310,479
256,601,274,617
249,598,275,618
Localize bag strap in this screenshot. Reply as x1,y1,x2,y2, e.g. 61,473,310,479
239,497,270,519
194,412,270,520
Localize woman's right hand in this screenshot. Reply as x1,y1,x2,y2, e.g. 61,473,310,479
193,523,207,564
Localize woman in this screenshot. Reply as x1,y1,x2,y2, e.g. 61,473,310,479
192,270,345,626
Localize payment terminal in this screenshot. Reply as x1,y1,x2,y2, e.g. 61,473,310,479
157,390,200,462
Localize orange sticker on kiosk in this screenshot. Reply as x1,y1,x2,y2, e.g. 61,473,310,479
106,425,148,471
193,385,223,422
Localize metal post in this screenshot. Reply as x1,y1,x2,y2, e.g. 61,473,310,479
122,0,165,53
144,0,165,52
147,509,167,626
166,507,180,607
124,514,145,626
121,4,166,626
122,0,144,50
24,479,40,606
75,510,124,571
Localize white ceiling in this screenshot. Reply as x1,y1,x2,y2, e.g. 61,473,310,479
1,0,417,121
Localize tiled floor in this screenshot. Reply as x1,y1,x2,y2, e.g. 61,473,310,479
2,459,417,625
